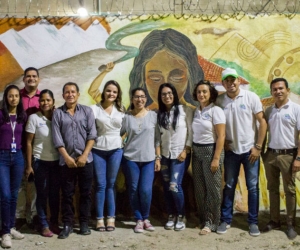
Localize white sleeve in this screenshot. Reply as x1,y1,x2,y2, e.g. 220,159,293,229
212,106,226,125
25,114,37,134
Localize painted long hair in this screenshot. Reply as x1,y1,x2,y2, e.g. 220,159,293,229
1,85,26,124
157,83,180,130
129,28,204,106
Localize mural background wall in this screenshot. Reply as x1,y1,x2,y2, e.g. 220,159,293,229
1,13,300,213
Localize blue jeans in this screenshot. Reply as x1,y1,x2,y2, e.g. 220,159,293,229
33,158,61,229
92,148,123,219
0,150,24,234
124,159,155,221
161,155,190,216
221,150,260,225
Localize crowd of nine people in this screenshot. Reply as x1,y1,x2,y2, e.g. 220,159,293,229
0,66,299,248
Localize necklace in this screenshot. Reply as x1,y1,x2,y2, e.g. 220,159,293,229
132,108,147,131
136,117,143,131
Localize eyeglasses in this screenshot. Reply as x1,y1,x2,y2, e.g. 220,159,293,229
161,92,173,98
133,95,146,100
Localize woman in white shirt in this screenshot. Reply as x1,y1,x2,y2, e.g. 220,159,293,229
90,80,125,232
157,83,193,231
192,80,225,235
25,89,61,237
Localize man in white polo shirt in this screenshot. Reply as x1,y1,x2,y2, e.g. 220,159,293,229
215,68,267,236
262,78,300,240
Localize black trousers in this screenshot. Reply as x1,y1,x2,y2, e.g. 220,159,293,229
61,162,93,226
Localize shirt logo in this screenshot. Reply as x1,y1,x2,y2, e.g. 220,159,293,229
284,114,291,120
203,113,211,120
239,104,246,110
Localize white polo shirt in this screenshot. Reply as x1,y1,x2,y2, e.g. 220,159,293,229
215,89,263,154
192,103,226,144
26,111,59,161
91,103,125,151
265,99,300,149
158,105,193,159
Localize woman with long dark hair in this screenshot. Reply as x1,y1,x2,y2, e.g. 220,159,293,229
121,87,160,233
157,83,193,231
90,80,124,232
192,80,225,235
0,85,26,248
25,89,61,237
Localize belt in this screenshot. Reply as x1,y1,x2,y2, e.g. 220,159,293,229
267,147,297,155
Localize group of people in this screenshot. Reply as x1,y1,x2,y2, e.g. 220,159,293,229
0,65,299,248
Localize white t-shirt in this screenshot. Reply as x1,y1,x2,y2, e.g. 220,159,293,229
91,103,124,151
265,99,300,149
158,105,193,159
215,89,263,154
25,111,59,161
192,103,226,144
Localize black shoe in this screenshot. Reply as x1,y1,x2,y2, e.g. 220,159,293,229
58,225,73,239
262,220,281,233
79,222,91,235
286,225,297,240
15,218,27,230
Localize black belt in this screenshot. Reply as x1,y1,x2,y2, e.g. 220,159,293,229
267,147,297,155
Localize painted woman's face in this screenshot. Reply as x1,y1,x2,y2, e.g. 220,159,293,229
145,50,188,104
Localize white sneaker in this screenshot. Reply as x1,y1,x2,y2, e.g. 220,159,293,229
134,220,144,233
1,234,12,248
165,215,176,230
143,219,155,231
174,216,186,231
10,228,24,240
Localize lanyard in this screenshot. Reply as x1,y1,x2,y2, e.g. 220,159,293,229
10,116,17,143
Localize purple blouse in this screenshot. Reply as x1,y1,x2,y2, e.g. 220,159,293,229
0,110,25,150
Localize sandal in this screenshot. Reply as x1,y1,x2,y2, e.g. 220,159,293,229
95,219,105,232
106,217,115,232
199,227,211,235
41,227,54,237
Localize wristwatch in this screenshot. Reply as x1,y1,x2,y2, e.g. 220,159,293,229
295,156,300,161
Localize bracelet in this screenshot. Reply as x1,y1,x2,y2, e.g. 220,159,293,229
255,144,262,150
155,155,162,160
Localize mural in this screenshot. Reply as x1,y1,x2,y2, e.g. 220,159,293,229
1,14,300,212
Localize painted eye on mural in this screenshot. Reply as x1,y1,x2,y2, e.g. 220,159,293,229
168,75,186,83
147,74,165,84
168,69,187,83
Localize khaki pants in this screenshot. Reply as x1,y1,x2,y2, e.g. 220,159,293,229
16,175,37,222
263,150,296,225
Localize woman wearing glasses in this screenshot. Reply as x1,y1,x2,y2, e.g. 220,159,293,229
157,83,193,231
192,80,225,235
121,87,160,233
